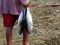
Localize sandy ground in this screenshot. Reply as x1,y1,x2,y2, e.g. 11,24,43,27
0,0,60,45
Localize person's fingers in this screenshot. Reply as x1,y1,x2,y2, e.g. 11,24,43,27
20,0,29,6
22,3,30,8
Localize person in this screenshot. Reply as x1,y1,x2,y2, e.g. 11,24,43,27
0,0,29,45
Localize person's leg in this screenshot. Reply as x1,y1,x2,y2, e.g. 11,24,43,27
3,14,17,45
23,28,29,45
6,27,12,45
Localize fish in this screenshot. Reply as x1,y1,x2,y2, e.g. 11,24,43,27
18,8,33,34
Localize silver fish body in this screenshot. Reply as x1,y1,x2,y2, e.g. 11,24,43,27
18,8,33,34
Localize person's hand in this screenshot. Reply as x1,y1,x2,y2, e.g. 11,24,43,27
22,3,30,8
21,0,30,8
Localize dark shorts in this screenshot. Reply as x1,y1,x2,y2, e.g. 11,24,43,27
3,14,19,27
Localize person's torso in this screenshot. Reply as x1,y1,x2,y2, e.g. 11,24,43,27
0,0,22,15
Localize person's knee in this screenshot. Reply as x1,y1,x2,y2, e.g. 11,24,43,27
6,27,12,31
